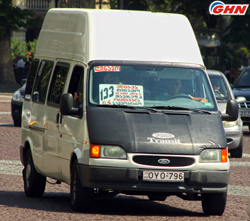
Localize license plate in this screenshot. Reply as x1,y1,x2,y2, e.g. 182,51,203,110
240,111,250,116
143,171,184,182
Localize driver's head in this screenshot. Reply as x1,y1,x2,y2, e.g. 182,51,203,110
213,82,220,91
168,79,182,96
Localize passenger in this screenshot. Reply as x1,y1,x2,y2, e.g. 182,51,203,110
156,79,208,103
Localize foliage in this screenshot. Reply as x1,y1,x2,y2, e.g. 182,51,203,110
236,47,250,59
223,14,250,49
0,0,37,36
109,0,118,9
11,38,37,60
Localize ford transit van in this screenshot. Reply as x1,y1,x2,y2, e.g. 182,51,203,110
20,9,238,215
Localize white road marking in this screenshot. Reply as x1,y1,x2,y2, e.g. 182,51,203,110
0,100,11,102
243,153,250,158
0,160,22,176
0,160,249,197
0,95,12,98
0,112,11,114
228,185,250,196
230,162,250,167
0,160,249,196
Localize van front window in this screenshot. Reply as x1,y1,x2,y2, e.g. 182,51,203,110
88,64,216,110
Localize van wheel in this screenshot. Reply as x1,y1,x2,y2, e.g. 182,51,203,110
230,135,243,158
70,160,94,211
13,119,21,127
23,149,46,197
202,192,227,215
148,194,167,201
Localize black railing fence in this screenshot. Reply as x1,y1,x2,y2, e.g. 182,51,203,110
23,0,95,10
25,0,49,10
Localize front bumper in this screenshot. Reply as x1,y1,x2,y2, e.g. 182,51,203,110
239,109,250,125
224,126,242,150
77,164,230,193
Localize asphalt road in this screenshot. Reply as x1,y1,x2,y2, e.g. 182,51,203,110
0,93,250,220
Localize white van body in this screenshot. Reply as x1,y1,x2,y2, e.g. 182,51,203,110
20,9,238,215
35,9,203,64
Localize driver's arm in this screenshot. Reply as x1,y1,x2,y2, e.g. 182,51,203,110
189,95,208,103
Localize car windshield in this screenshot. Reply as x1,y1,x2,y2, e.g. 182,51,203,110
88,64,216,111
234,69,250,88
209,75,230,101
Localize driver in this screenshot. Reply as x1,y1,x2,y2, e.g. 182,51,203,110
212,81,225,98
156,79,208,103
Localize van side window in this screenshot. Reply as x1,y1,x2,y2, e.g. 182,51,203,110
68,66,84,108
24,59,40,100
32,60,54,103
48,63,69,105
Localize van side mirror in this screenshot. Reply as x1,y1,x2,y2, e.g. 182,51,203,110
221,100,238,121
60,93,79,115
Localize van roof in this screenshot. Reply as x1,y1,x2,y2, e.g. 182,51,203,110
36,9,204,67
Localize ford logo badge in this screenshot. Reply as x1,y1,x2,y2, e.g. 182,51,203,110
158,159,170,165
152,133,175,139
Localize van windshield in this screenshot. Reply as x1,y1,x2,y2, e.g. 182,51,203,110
88,64,216,110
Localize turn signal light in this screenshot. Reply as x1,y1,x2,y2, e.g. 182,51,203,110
90,144,100,158
221,148,228,162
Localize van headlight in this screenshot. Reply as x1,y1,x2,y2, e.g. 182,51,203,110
90,144,127,159
199,148,228,163
199,149,221,162
223,120,238,128
12,90,24,101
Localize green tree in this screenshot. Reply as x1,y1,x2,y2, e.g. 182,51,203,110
11,38,37,60
0,0,35,88
223,14,250,68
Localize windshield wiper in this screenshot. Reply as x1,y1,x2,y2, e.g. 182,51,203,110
94,104,211,114
94,104,136,109
150,106,211,114
216,97,228,101
94,104,158,112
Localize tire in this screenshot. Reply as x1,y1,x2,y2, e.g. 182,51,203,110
230,135,243,158
202,192,227,215
23,149,46,197
148,194,167,201
70,160,94,212
13,119,21,127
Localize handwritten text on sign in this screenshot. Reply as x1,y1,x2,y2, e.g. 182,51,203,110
99,84,144,106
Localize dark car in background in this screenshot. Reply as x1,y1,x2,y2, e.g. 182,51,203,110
207,70,246,157
233,66,250,130
11,82,26,127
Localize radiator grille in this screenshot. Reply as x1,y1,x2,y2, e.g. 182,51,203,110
133,156,195,167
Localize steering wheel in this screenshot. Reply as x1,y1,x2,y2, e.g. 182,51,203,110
214,90,223,97
170,94,193,100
